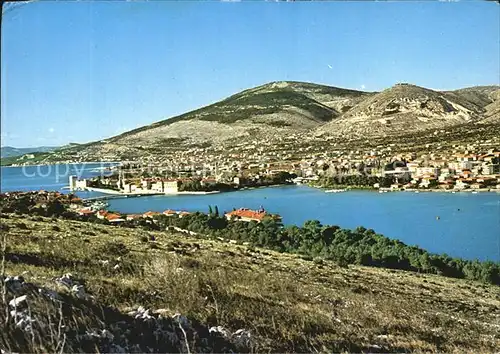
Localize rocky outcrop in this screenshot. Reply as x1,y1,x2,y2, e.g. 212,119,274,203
1,274,252,353
42,81,499,162
316,83,497,138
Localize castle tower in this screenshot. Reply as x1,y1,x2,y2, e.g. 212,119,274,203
69,175,77,191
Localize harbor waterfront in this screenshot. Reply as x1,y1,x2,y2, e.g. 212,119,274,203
1,165,499,262
0,163,117,198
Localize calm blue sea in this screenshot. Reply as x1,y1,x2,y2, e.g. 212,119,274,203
0,163,117,199
1,164,499,261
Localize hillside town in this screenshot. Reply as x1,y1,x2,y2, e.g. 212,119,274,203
67,142,500,194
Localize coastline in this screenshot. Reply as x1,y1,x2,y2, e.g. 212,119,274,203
1,161,120,168
81,186,221,197
79,183,296,199
311,184,500,194
82,184,500,197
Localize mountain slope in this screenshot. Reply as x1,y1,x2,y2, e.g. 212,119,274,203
477,87,500,124
21,81,498,164
445,85,499,109
66,82,369,158
2,214,499,353
316,83,498,138
0,146,59,158
107,81,368,145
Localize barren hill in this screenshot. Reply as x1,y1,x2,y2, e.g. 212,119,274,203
6,81,498,164
49,81,370,161
102,81,368,147
89,81,500,149
316,83,498,138
478,87,500,124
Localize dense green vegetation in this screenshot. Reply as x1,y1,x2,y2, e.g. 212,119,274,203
108,85,339,133
178,180,235,192
215,91,335,122
146,211,500,286
170,172,295,192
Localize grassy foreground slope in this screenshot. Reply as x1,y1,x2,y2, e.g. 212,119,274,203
1,214,499,353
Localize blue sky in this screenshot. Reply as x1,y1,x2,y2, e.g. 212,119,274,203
1,1,499,148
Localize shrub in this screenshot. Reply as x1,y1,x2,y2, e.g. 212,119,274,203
16,222,28,230
99,240,129,257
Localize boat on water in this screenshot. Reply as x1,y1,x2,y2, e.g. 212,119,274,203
472,191,478,194
325,189,346,193
90,201,108,210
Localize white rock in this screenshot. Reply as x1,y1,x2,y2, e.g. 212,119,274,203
233,329,249,336
209,326,230,337
56,273,74,288
9,295,27,307
71,284,87,299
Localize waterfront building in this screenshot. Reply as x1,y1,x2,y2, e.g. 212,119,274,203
106,213,124,223
225,208,280,223
69,175,89,191
415,167,440,178
69,175,77,190
143,211,161,218
162,209,177,217
455,179,470,190
164,179,181,193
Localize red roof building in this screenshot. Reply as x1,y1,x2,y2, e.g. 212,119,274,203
105,213,122,221
224,208,280,223
78,209,95,216
126,214,143,221
143,211,161,218
96,210,108,219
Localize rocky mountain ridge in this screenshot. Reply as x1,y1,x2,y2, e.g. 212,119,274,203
96,81,500,146
5,81,498,163
316,83,499,138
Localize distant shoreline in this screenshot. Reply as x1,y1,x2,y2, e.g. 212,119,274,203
0,161,120,168
313,185,500,194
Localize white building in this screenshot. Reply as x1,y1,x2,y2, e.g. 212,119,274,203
69,175,88,191
415,167,439,178
163,180,180,194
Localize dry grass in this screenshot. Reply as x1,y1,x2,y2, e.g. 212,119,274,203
1,213,499,352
